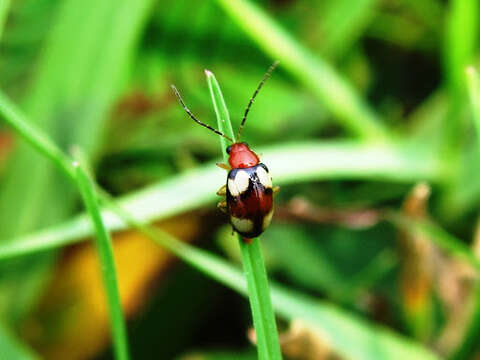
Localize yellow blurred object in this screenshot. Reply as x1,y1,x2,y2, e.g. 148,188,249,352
22,213,202,360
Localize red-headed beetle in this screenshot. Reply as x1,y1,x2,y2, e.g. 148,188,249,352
171,62,280,241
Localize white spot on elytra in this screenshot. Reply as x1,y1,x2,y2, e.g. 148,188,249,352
256,166,272,188
231,217,254,233
228,170,250,196
263,210,274,230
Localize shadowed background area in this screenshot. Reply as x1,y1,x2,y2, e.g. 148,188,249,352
0,0,480,359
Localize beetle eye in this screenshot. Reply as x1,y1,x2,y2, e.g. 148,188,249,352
226,145,232,154
241,141,248,146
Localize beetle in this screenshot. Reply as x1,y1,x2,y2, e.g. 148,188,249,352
171,62,280,241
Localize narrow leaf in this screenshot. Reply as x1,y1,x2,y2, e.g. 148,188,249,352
74,161,130,360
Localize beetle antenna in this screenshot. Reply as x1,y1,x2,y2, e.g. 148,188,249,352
171,85,233,143
237,61,279,141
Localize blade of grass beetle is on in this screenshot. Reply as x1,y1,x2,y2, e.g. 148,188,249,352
205,69,282,360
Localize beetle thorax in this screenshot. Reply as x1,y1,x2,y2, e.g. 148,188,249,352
227,142,259,168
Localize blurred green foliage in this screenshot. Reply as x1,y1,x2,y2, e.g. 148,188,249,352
1,0,480,359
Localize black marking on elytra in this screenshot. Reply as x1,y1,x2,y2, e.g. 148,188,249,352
241,178,257,201
226,165,267,201
228,165,257,180
227,167,239,180
227,163,268,181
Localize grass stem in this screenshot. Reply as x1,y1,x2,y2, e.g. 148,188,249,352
205,69,282,359
0,90,130,360
74,161,130,360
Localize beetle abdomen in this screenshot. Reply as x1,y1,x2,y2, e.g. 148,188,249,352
226,163,273,238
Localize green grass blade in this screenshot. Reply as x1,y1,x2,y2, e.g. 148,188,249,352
74,160,130,360
445,0,478,104
239,239,281,359
0,0,155,322
205,69,282,359
441,0,478,157
0,88,130,359
0,0,154,238
205,69,236,154
0,92,76,179
214,0,389,141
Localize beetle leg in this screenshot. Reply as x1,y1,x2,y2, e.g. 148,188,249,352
216,185,227,196
217,200,227,213
216,162,231,171
273,186,280,195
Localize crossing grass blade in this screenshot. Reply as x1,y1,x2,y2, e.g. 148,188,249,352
205,69,282,360
0,86,130,360
0,0,155,324
0,92,76,179
73,159,130,360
